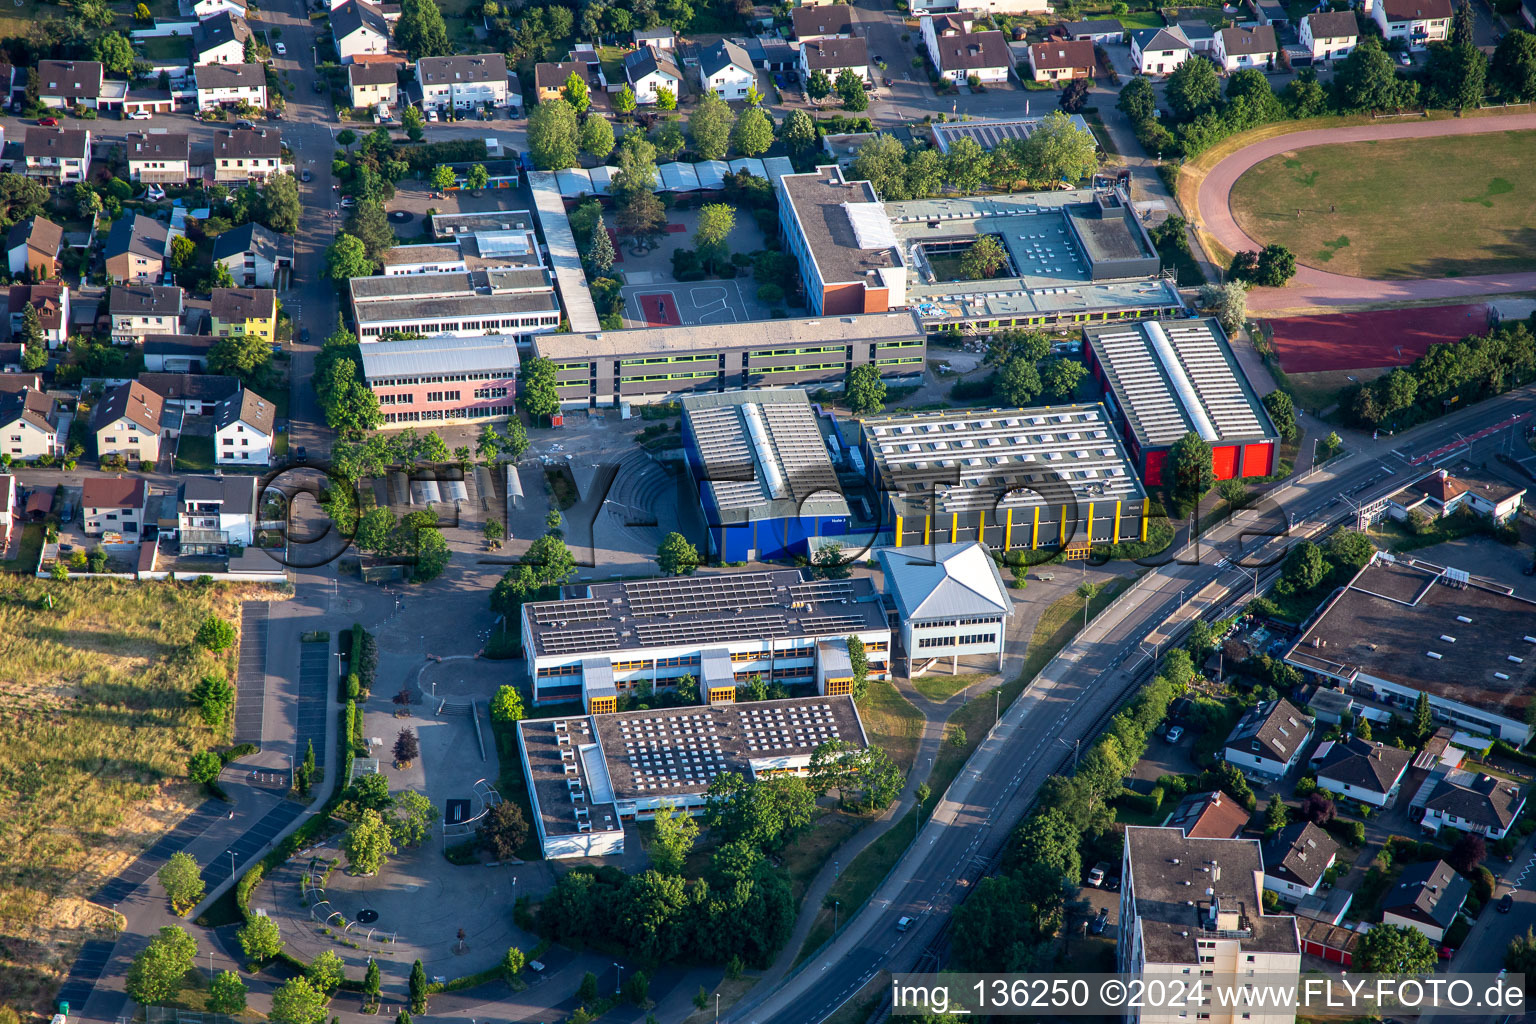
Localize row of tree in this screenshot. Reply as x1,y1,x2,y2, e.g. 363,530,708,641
529,88,778,170
1344,316,1536,428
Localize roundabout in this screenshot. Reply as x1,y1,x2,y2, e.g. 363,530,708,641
1192,112,1536,310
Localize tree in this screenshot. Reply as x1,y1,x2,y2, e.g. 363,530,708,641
704,773,818,852
344,808,398,875
944,136,990,194
270,977,329,1024
208,331,271,383
426,163,455,193
477,800,530,860
134,1,153,19
807,68,833,103
656,85,677,110
1299,792,1335,825
1265,794,1289,836
657,532,700,575
845,634,869,699
519,355,561,422
307,950,347,995
618,188,666,245
261,174,301,235
649,801,699,874
695,202,736,265
490,684,525,723
1199,281,1247,333
1166,56,1220,120
528,99,580,170
690,92,734,161
391,790,439,847
1021,111,1098,185
1007,807,1082,883
835,68,868,111
625,970,650,1007
158,851,204,914
324,233,374,281
188,750,222,785
813,543,852,581
336,129,358,154
1492,30,1536,102
960,235,1007,279
580,116,615,160
851,133,912,200
731,106,774,157
588,223,616,274
208,971,248,1015
1284,70,1330,118
998,356,1041,406
562,72,592,114
579,971,600,1004
1166,431,1215,511
409,959,429,1013
1356,924,1438,973
402,105,425,141
396,0,451,58
1261,390,1299,444
1041,357,1087,401
93,32,136,74
1430,40,1487,110
1117,75,1157,123
1412,692,1434,746
126,927,198,1006
1335,36,1401,112
1448,831,1486,874
1452,0,1475,47
780,109,817,153
393,727,420,767
501,946,526,984
1253,244,1297,287
1059,78,1091,113
191,672,235,729
614,85,637,115
650,119,686,160
845,362,886,415
238,913,283,961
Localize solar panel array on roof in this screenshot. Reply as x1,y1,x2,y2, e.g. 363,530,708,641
539,625,620,655
737,702,844,753
759,401,843,502
529,598,611,625
797,614,876,635
788,579,857,604
686,398,843,514
620,711,728,790
686,405,761,512
1160,320,1266,439
1090,326,1190,445
932,115,1092,153
624,573,780,617
634,614,791,647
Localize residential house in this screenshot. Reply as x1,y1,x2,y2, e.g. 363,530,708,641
1249,0,1290,25
1386,466,1526,525
1381,860,1469,942
697,40,755,100
921,15,1012,83
138,372,241,415
144,335,218,373
1374,0,1451,48
37,59,103,109
799,38,871,86
911,0,1051,13
634,26,676,48
416,53,514,114
193,11,252,65
1119,827,1302,1008
1261,821,1339,901
792,4,855,39
177,475,257,553
214,388,275,465
1312,737,1412,808
103,213,170,284
623,47,682,104
1165,790,1251,839
1212,24,1277,70
1222,698,1314,781
125,132,191,185
193,0,248,19
24,129,92,184
7,284,70,349
109,285,184,345
1422,772,1525,840
212,222,294,289
212,127,285,183
534,61,590,104
1062,18,1124,44
1298,10,1360,61
195,63,268,110
0,373,44,395
0,473,13,546
332,0,391,63
876,542,1009,675
1178,20,1218,52
82,477,148,538
1130,26,1193,75
6,217,64,279
211,287,277,343
91,381,165,463
1025,39,1095,82
0,387,62,462
348,61,399,110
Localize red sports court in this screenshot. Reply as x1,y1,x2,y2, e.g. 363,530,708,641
1268,304,1491,374
636,293,682,327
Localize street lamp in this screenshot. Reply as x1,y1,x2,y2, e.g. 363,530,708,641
614,962,622,995
1058,736,1080,771
834,898,840,933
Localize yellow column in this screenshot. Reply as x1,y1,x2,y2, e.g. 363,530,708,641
1005,508,1014,550
1086,502,1095,545
1140,505,1149,543
1059,505,1068,547
894,515,903,548
924,515,931,545
1112,500,1122,544
1031,507,1040,549
950,512,958,543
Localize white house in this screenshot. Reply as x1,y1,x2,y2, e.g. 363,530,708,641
214,388,275,466
125,132,191,185
0,388,62,463
623,46,682,104
332,0,391,63
1381,860,1469,943
82,477,148,538
1262,821,1339,902
213,221,295,290
8,284,70,349
1386,466,1526,525
177,475,257,553
23,128,92,184
1129,26,1193,75
348,61,400,109
1212,24,1277,70
37,60,104,109
633,26,676,49
1312,737,1412,808
921,14,1011,83
193,0,248,19
697,39,755,100
193,10,252,65
1063,18,1124,45
195,62,268,110
212,127,287,184
1422,772,1525,840
1373,0,1451,49
1221,698,1313,781
800,38,871,85
417,53,515,113
1024,38,1096,81
877,542,1012,674
911,0,1052,13
1298,10,1360,61
792,4,854,40
109,285,184,346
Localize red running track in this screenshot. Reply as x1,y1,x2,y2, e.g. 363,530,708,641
636,293,682,327
1268,303,1492,373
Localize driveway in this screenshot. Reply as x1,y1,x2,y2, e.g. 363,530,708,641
1191,112,1536,311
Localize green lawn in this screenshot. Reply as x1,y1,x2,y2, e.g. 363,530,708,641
136,34,190,63
175,435,216,472
0,522,45,573
858,679,924,773
911,672,987,704
1228,131,1536,279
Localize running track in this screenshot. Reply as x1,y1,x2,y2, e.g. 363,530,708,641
1194,113,1536,311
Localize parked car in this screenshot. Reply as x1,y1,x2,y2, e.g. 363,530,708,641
1087,862,1107,887
1165,725,1185,743
896,916,913,932
37,116,58,126
1090,908,1109,935
1499,893,1515,913
274,41,287,55
300,169,312,182
1399,53,1413,65
293,446,308,463
128,109,152,120
313,79,326,93
340,196,356,208
299,327,310,343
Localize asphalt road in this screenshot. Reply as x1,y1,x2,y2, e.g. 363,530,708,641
731,382,1536,1024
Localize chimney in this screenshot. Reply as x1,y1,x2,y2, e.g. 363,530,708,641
1212,860,1220,882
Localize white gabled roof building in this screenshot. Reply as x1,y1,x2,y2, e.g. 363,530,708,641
877,541,1011,673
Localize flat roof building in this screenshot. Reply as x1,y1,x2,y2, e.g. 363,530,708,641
929,113,1093,153
518,694,871,858
858,403,1150,554
358,334,519,427
379,226,542,276
1084,318,1279,485
680,389,851,562
531,311,925,409
1285,552,1536,744
348,267,561,341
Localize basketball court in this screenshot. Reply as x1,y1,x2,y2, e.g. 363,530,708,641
621,279,754,328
